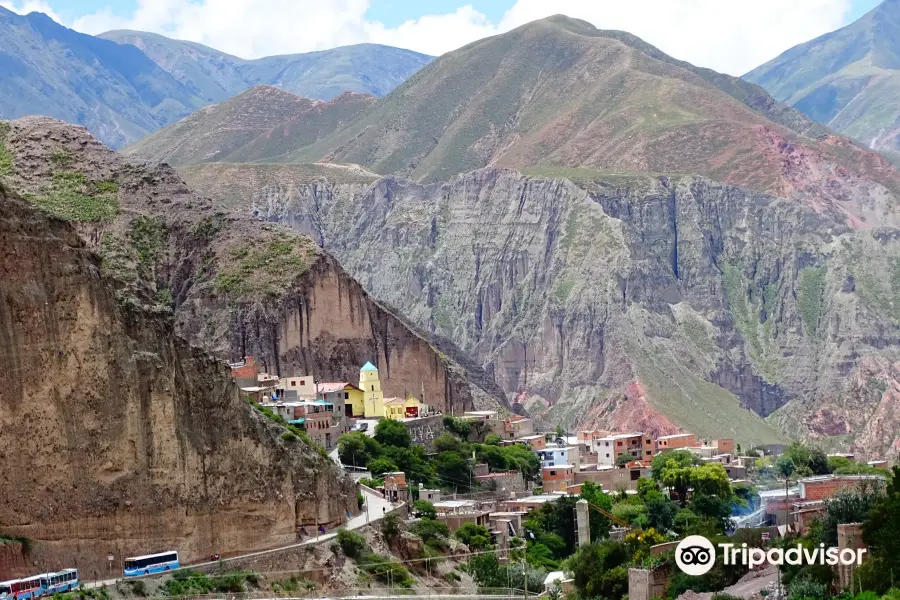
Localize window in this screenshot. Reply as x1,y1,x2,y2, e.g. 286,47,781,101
617,441,623,446
371,385,374,391
345,392,349,399
300,380,305,385
550,471,556,476
646,450,652,455
291,380,296,386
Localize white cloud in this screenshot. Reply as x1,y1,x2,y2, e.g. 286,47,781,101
1,0,64,23
11,0,854,75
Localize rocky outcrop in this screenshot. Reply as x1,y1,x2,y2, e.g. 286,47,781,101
181,164,900,456
0,184,355,575
0,118,501,415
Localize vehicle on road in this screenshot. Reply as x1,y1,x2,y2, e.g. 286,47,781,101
46,569,79,595
353,422,368,432
0,569,78,600
123,551,180,577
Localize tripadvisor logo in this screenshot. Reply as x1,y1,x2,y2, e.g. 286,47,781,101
674,535,866,576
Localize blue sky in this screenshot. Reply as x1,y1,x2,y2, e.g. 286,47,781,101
6,0,886,75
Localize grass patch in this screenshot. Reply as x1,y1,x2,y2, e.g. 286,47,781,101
721,262,781,382
216,234,317,298
127,216,168,265
30,171,119,222
796,266,827,337
0,124,12,177
356,552,414,588
162,569,260,596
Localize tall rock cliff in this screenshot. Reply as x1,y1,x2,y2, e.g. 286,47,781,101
182,164,900,457
0,118,501,414
0,183,355,576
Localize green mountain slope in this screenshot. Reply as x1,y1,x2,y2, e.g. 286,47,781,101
744,0,900,161
124,86,375,166
0,7,204,149
274,15,900,231
100,30,433,103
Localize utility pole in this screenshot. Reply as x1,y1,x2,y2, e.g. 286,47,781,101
576,499,590,547
522,554,528,600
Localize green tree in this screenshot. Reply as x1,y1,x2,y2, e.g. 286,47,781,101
411,518,449,546
374,419,412,448
475,444,509,471
413,500,437,520
807,448,831,475
692,463,732,499
434,451,472,490
443,415,471,439
367,456,399,478
338,432,381,467
384,445,433,483
651,449,700,481
433,432,463,453
775,455,797,478
647,496,678,531
862,467,900,591
456,523,492,550
337,529,366,558
501,444,541,480
485,433,502,446
568,541,630,599
615,453,631,467
526,543,558,569
579,481,613,540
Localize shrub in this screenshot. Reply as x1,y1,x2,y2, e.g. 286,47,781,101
281,432,298,443
381,513,401,543
337,529,367,559
411,518,450,546
127,581,147,597
413,500,437,519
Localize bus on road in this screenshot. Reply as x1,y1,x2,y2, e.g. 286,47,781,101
46,569,79,594
123,551,180,577
0,569,78,600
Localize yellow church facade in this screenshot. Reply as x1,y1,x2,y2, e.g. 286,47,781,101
357,361,421,419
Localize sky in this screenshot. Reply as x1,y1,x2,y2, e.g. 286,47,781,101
0,0,886,75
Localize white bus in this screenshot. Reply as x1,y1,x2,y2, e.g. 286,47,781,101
123,551,180,577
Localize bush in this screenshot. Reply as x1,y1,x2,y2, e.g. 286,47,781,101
381,513,401,542
127,581,147,597
358,552,413,587
455,523,492,551
281,432,298,443
413,500,437,519
374,419,412,448
787,574,828,600
337,529,367,559
367,457,400,478
411,518,450,546
485,433,502,446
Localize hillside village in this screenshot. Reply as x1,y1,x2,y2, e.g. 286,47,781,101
222,356,897,598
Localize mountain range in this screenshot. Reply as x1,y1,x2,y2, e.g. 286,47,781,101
0,6,430,148
745,0,900,162
3,6,900,457
162,16,900,456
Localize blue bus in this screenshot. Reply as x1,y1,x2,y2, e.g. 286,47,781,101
0,569,78,600
2,575,44,600
123,551,179,577
45,569,79,595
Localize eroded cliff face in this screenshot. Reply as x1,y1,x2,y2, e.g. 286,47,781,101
181,165,900,457
0,118,497,414
0,185,355,576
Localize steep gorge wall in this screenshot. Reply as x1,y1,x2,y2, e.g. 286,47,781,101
178,254,479,413
182,166,900,455
0,185,355,576
1,118,495,416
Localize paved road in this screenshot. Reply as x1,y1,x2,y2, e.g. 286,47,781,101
86,487,397,588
